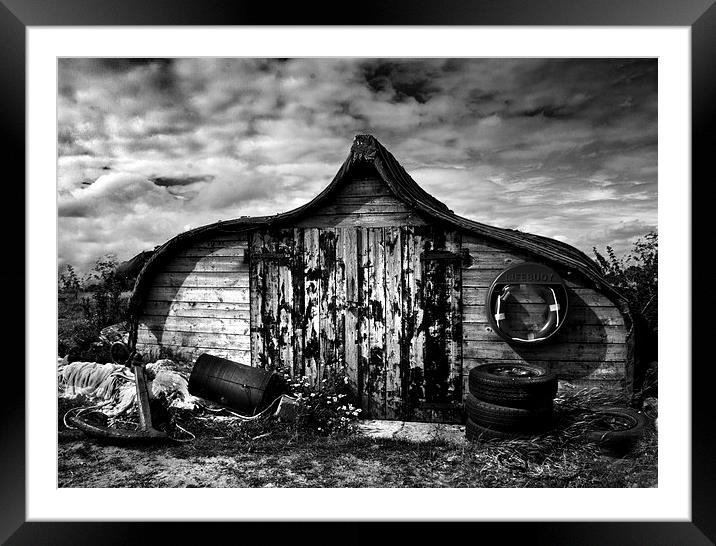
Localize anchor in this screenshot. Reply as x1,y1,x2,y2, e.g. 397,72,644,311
66,341,167,443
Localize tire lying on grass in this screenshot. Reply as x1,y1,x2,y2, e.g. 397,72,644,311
468,363,557,408
585,406,647,456
464,393,553,433
465,417,532,441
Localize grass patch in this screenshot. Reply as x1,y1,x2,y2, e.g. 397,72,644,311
58,385,656,488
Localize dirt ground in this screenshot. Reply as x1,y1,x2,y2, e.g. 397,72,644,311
58,422,658,488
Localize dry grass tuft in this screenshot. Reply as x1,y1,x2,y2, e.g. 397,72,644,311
462,386,656,487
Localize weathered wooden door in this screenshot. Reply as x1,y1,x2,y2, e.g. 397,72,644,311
403,228,463,422
249,226,463,423
356,226,463,422
248,229,297,372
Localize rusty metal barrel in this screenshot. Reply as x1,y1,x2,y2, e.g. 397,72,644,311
188,354,287,414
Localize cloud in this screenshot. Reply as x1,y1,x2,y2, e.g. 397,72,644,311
149,174,215,187
57,57,657,274
58,172,177,217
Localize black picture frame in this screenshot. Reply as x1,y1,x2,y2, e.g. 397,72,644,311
3,1,712,544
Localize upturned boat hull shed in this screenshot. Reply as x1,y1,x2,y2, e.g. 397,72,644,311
128,135,634,423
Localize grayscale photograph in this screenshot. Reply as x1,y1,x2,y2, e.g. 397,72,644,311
57,58,658,488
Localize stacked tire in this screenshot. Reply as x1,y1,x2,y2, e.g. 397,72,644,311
465,363,557,441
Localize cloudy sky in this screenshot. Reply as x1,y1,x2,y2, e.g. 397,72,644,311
58,58,657,274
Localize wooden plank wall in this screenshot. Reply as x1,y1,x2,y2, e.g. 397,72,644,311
136,233,252,365
135,170,632,422
294,177,427,228
460,235,632,395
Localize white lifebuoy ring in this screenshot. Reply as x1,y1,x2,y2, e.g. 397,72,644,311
494,284,561,343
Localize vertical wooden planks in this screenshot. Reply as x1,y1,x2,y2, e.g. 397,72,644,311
384,226,402,419
343,228,360,395
263,236,280,371
304,228,321,384
422,227,452,403
249,230,290,371
408,226,427,413
292,228,305,379
401,226,422,417
334,228,347,378
444,230,463,403
357,227,371,412
367,227,386,417
319,229,337,378
276,230,294,374
250,224,461,419
249,231,266,368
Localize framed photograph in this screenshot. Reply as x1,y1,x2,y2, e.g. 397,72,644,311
6,0,712,543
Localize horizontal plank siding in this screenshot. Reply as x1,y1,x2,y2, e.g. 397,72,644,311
135,343,251,366
151,272,250,288
141,316,250,335
309,203,417,215
294,211,426,228
463,341,627,362
137,235,251,366
142,301,250,319
145,286,250,304
462,303,626,326
162,257,248,272
462,359,627,381
136,326,252,351
336,177,393,198
295,176,426,228
460,233,631,396
463,322,628,344
333,195,412,206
